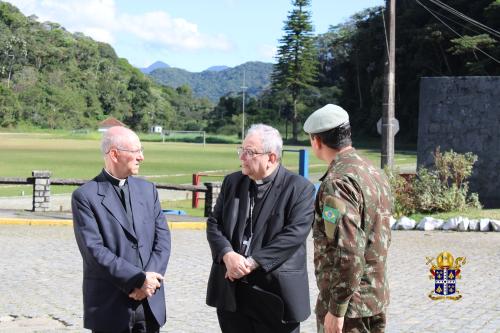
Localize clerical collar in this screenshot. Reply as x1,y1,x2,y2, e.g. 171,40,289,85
103,169,127,187
254,165,280,186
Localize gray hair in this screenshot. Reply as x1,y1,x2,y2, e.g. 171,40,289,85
100,127,132,155
246,124,283,159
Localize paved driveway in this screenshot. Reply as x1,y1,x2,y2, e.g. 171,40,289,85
0,226,498,332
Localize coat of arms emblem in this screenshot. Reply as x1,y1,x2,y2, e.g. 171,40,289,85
426,251,466,300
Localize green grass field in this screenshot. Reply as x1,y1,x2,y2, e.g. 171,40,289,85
0,131,417,197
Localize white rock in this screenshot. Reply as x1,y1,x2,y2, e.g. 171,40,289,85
416,217,444,231
489,219,500,232
433,219,445,230
395,216,416,230
457,217,470,231
479,218,490,232
389,216,397,229
442,217,461,231
394,216,496,232
468,219,480,231
416,217,431,231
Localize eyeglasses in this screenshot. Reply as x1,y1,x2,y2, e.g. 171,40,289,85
237,147,269,158
107,146,144,155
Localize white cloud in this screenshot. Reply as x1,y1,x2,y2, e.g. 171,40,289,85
257,44,277,60
8,0,116,42
7,0,232,51
120,12,232,51
82,27,114,44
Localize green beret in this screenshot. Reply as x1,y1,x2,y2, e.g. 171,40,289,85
303,104,350,134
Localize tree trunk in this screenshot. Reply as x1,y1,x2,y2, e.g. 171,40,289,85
292,98,298,143
356,50,363,109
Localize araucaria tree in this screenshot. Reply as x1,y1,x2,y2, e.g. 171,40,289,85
272,0,317,142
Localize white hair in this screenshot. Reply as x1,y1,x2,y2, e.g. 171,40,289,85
100,127,135,155
246,124,283,159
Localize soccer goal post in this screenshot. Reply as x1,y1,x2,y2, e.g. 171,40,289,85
162,130,206,146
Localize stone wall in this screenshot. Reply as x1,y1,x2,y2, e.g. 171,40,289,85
32,170,51,212
418,76,500,208
204,182,222,217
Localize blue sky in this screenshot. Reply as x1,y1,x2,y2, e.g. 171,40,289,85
7,0,384,72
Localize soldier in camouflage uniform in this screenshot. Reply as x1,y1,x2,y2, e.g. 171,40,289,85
303,104,393,333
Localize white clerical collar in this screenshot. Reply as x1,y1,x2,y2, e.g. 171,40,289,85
104,169,127,187
253,165,280,186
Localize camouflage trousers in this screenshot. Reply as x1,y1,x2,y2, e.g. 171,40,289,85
317,312,386,333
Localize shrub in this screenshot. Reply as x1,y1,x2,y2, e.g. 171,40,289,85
385,170,417,217
386,147,481,217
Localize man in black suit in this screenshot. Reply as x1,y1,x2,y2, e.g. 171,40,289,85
72,126,171,333
206,124,315,333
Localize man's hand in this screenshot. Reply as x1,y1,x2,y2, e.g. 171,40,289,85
128,288,147,301
324,312,344,333
222,251,251,281
129,272,163,300
141,272,163,297
244,257,259,272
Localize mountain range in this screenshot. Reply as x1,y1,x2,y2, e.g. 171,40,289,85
140,61,170,74
146,61,274,102
140,62,231,74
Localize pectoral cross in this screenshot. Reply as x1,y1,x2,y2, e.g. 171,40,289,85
243,237,252,257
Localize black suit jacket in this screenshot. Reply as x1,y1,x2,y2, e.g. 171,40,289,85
206,166,315,323
72,172,171,332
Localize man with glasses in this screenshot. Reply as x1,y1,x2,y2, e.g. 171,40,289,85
206,124,315,333
72,126,171,333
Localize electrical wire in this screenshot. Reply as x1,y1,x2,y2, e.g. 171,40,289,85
415,0,500,64
381,9,391,62
427,0,500,39
422,4,487,37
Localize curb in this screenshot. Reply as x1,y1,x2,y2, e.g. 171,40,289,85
167,221,206,230
0,218,207,230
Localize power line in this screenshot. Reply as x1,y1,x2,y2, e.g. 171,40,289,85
381,7,391,62
415,0,500,64
421,4,486,38
427,0,500,39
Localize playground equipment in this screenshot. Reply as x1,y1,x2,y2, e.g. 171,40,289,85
162,130,206,146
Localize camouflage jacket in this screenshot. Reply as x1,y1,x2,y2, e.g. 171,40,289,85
314,147,392,320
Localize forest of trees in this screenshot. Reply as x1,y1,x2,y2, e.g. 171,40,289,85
0,1,211,131
207,0,500,142
1,0,499,143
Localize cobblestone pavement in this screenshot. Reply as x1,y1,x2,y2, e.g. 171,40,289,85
0,227,499,333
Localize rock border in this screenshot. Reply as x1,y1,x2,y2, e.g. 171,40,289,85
391,216,500,232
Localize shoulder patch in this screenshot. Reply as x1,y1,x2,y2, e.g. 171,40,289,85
322,205,340,224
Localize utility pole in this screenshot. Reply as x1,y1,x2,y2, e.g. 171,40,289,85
241,70,247,141
381,0,396,168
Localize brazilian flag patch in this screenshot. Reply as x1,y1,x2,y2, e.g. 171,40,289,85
322,205,340,224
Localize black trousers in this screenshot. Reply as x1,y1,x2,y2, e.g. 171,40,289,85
217,309,300,333
93,302,159,333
